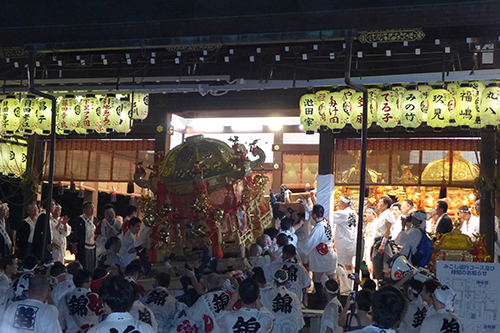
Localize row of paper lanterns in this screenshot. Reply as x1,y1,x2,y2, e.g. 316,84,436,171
299,82,500,133
0,93,149,136
0,141,26,178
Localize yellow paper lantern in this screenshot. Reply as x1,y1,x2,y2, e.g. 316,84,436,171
1,96,20,136
350,91,373,131
427,88,451,130
446,83,460,126
340,88,356,106
417,85,433,122
377,90,400,130
132,93,149,120
116,98,133,134
79,94,102,133
480,84,500,128
20,95,38,135
57,94,80,135
36,97,52,135
0,143,9,175
315,90,329,127
454,85,477,128
326,91,348,132
400,89,423,131
392,86,407,99
299,93,318,134
101,94,121,133
368,88,381,123
8,143,26,177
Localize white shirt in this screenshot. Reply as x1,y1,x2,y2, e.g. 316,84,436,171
1,298,62,333
399,296,428,333
460,215,479,239
331,207,358,256
391,215,403,239
320,297,342,333
220,307,275,333
136,224,151,248
81,214,96,249
63,287,104,333
248,255,271,269
350,325,396,333
420,308,465,333
87,312,155,333
129,300,158,332
50,218,72,263
24,217,36,243
282,229,297,247
95,218,122,255
119,230,138,266
188,290,231,333
0,272,12,320
266,259,311,291
302,219,338,273
373,209,395,239
97,249,121,267
260,285,304,333
142,286,177,333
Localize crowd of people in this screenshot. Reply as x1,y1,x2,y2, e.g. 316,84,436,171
0,188,479,332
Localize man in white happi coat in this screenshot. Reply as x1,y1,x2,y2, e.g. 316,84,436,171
95,204,122,257
302,204,337,307
142,272,177,333
320,279,343,333
420,284,465,333
50,262,76,329
371,196,396,279
51,204,71,263
87,275,155,333
1,275,62,333
0,255,18,320
457,205,479,240
128,281,158,332
398,279,428,333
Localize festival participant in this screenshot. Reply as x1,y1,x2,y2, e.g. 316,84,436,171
122,205,138,235
263,227,279,253
252,267,278,306
331,196,358,292
398,279,428,333
69,202,99,271
420,285,464,333
16,202,38,258
395,210,427,262
320,279,343,333
32,199,55,261
95,204,122,257
364,207,378,274
51,204,71,263
371,196,396,280
0,255,18,320
119,217,142,266
143,273,177,333
87,275,155,333
124,262,146,297
426,209,439,234
350,286,406,333
248,243,274,269
6,255,38,308
188,272,232,333
220,278,275,333
401,199,415,217
457,205,479,239
62,269,104,333
390,203,403,240
96,236,121,268
128,281,158,332
260,270,304,333
421,279,442,318
0,203,12,258
1,275,63,333
338,289,373,331
280,217,303,247
434,200,453,235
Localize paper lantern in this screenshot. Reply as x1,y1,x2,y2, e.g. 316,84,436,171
299,93,319,134
57,94,80,135
7,143,26,177
326,91,348,132
116,98,133,134
315,90,329,127
36,97,52,135
0,143,9,175
400,89,423,131
350,91,373,131
101,94,121,133
1,96,20,136
132,93,149,120
377,90,400,130
79,94,102,133
454,85,477,129
340,88,355,117
447,83,460,96
480,84,500,128
20,95,38,135
392,86,407,99
368,88,381,123
417,85,433,122
427,88,451,130
446,83,460,125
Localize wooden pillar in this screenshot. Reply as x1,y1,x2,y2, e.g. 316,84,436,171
272,130,283,193
22,135,44,215
480,128,496,260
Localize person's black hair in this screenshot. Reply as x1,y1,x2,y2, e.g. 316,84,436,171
381,196,393,209
437,200,448,212
362,279,377,291
238,278,260,305
282,244,297,258
105,237,120,250
372,286,407,329
103,203,115,212
280,218,294,232
82,201,94,210
408,278,424,295
73,269,92,288
28,275,49,297
129,217,142,228
356,289,373,312
41,199,55,210
325,279,339,293
403,199,414,208
50,262,66,277
22,255,38,270
0,254,16,270
391,203,402,210
92,267,107,281
156,272,171,288
126,205,137,217
125,262,142,277
66,261,83,276
251,267,266,286
312,204,324,218
263,227,279,240
276,233,289,247
99,275,135,312
423,278,441,294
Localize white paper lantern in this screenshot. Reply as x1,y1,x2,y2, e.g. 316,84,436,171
400,89,423,131
480,84,500,128
1,96,20,136
454,85,477,128
427,88,451,130
368,88,381,123
350,91,373,131
416,85,433,122
377,90,400,130
392,86,407,99
100,94,121,133
326,91,348,132
132,93,149,120
116,98,133,134
20,95,38,135
79,94,101,133
0,143,9,175
36,97,52,135
299,93,318,134
8,143,26,177
315,90,329,127
57,94,80,135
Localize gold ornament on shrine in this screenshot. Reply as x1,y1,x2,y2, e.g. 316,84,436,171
101,94,121,133
57,94,80,135
427,88,451,130
19,95,38,135
400,88,423,131
434,224,474,262
326,91,348,132
480,83,500,128
299,93,318,134
1,95,21,136
377,90,400,130
454,85,477,129
132,93,149,120
79,94,101,134
349,91,373,131
315,90,329,128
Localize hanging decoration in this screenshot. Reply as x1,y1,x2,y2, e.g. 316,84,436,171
132,93,149,120
427,88,451,130
1,96,21,136
472,81,486,128
0,143,9,175
20,95,38,135
368,87,381,123
480,83,500,128
116,97,133,134
326,91,349,132
101,94,121,133
392,86,407,99
340,88,356,116
315,90,329,127
400,88,423,131
57,94,80,135
349,91,373,131
79,94,101,133
2,142,27,177
36,97,52,135
299,93,318,134
454,85,477,128
377,90,400,130
416,85,433,122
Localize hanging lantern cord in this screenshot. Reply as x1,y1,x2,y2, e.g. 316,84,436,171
27,50,58,262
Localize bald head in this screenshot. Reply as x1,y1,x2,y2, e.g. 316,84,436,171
29,275,50,300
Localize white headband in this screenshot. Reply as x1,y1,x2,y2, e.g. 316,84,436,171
434,285,456,310
340,196,351,205
274,270,288,284
326,286,339,294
